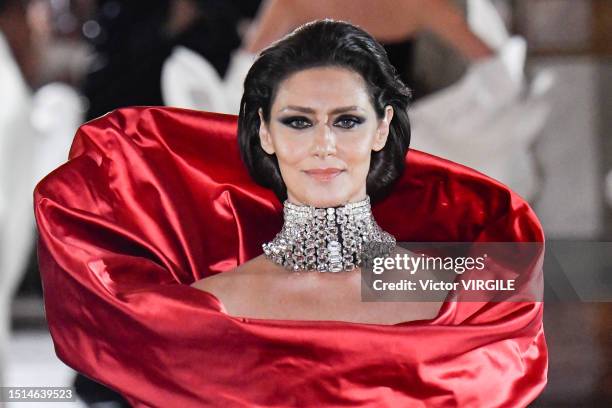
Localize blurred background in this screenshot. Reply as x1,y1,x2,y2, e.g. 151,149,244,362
0,0,611,406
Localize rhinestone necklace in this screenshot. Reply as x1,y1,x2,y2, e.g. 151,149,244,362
262,195,396,272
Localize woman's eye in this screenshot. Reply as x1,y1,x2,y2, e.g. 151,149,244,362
281,117,311,129
335,116,362,129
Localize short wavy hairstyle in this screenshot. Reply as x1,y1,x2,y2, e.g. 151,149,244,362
237,19,412,202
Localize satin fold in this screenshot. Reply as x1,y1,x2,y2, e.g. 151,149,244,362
34,107,547,407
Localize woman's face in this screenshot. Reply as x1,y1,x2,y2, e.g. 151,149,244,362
258,66,393,208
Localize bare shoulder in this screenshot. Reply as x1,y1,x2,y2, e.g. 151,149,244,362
190,255,270,296
190,271,225,291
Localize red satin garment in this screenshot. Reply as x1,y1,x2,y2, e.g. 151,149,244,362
34,107,547,407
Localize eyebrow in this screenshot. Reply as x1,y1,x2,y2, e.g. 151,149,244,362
278,105,364,114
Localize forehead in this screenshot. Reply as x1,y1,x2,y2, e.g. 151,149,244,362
271,66,373,112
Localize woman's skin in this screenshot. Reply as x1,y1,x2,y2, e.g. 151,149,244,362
258,66,392,208
243,0,494,60
191,67,448,325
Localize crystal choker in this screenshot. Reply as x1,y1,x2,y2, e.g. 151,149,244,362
262,195,396,272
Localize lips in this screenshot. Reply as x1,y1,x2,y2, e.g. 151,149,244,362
303,168,344,182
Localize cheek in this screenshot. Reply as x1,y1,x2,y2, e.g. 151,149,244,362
269,135,309,181
270,125,378,170
275,139,307,159
337,133,377,167
273,140,309,173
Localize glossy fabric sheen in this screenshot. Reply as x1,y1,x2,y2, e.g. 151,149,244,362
34,107,547,407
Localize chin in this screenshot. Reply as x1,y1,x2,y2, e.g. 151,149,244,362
296,190,357,208
288,173,364,207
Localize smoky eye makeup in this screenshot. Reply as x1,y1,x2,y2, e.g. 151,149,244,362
277,113,366,130
335,115,365,129
278,116,312,129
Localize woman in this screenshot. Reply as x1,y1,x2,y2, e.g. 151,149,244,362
35,19,547,407
190,19,449,325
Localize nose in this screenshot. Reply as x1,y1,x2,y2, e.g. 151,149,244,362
310,123,336,158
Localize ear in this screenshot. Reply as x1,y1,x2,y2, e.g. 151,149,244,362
372,105,394,152
258,108,275,154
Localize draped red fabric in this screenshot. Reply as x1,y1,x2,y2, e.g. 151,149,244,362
34,106,547,407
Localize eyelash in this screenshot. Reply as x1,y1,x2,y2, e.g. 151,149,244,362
280,115,364,130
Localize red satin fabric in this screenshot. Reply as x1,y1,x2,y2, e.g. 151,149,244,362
34,107,547,407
